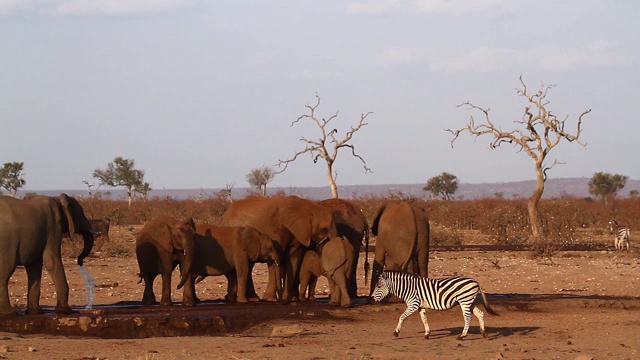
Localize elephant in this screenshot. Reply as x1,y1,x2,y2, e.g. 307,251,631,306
182,224,282,304
318,198,370,298
299,236,354,307
89,218,110,250
0,193,95,315
220,195,337,303
135,215,196,306
369,201,430,297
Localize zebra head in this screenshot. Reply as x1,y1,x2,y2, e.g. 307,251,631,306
372,271,390,302
608,220,618,234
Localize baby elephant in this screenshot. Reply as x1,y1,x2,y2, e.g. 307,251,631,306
89,217,111,249
299,236,354,307
182,224,282,304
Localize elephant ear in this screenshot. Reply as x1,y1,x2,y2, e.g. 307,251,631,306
240,227,261,261
59,193,76,235
321,237,347,276
371,202,390,236
280,204,313,247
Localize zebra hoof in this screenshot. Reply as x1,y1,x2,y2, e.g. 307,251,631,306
393,332,399,338
482,331,488,338
456,335,466,341
424,334,430,340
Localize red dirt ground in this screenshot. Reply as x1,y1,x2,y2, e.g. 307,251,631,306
0,227,638,360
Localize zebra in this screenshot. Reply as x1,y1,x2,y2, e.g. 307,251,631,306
372,270,498,340
608,220,630,251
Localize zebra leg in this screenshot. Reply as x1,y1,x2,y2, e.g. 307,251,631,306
472,306,488,338
419,308,431,339
457,304,473,340
394,302,419,338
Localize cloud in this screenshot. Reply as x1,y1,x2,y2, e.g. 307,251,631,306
0,0,202,17
347,0,513,17
376,42,631,73
346,0,404,16
0,0,34,16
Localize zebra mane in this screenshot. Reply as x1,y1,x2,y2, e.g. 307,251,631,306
383,270,423,280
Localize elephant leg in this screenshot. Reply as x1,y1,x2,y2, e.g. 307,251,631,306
328,276,340,306
160,269,173,306
263,265,280,302
141,273,158,305
43,250,72,315
0,259,17,315
236,260,251,304
335,271,352,307
25,262,44,315
244,264,260,301
347,261,358,299
370,248,386,297
280,246,304,303
224,272,238,303
298,268,311,302
181,275,197,307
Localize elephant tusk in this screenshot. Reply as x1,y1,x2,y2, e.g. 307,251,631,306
91,230,102,236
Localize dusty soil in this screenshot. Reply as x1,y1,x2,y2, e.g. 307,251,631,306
0,228,639,360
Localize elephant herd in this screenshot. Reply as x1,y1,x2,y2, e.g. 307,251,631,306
0,193,431,316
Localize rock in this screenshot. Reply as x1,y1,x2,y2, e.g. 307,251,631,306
28,346,37,352
574,355,594,360
0,345,9,353
270,324,304,337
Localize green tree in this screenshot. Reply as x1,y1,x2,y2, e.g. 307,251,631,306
423,172,459,200
447,76,590,245
246,166,276,197
588,172,628,204
93,157,146,206
277,94,372,199
135,181,152,201
0,162,26,197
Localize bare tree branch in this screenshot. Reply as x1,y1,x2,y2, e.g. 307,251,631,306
446,77,590,242
277,94,372,198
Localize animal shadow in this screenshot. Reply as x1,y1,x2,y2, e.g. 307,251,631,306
400,326,539,340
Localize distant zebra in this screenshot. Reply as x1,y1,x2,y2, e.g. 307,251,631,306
608,220,630,251
372,271,498,340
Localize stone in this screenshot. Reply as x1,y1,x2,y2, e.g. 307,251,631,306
270,324,304,337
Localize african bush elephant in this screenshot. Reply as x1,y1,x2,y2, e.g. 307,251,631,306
220,195,337,303
318,198,370,298
89,218,110,249
182,224,282,304
136,215,196,306
0,193,95,315
299,236,354,307
369,201,430,297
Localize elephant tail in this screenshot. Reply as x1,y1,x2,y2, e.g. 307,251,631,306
322,257,348,278
363,228,370,285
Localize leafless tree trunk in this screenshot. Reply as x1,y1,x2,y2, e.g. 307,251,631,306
447,76,590,243
277,94,372,198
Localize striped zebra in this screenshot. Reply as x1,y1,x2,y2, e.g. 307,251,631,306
372,270,498,340
608,220,630,251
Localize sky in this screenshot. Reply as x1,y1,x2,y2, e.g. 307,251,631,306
1,0,638,192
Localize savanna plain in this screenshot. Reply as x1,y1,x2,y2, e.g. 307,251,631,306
1,198,640,360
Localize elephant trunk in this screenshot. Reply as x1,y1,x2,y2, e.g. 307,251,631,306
176,235,195,290
267,249,283,302
273,263,283,303
77,232,95,267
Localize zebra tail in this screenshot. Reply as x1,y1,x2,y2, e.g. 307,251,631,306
480,288,499,316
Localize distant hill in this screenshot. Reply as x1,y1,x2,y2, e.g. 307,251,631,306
17,177,640,200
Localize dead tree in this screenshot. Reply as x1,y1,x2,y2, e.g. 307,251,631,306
447,76,591,243
277,94,372,199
